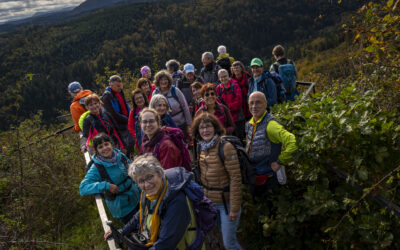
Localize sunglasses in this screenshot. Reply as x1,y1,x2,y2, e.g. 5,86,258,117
205,92,216,97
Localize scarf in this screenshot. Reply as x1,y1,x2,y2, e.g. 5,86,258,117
199,134,218,151
142,128,165,152
139,180,168,247
113,90,128,117
95,149,117,163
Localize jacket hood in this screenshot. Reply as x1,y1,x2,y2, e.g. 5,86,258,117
73,89,92,102
162,167,193,203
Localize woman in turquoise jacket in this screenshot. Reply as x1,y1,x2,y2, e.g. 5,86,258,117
79,133,141,223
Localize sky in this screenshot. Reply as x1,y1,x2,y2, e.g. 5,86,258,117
0,0,85,24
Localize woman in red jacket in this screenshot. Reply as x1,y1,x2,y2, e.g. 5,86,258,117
139,108,183,170
195,83,235,135
231,61,251,120
216,69,245,140
127,89,148,150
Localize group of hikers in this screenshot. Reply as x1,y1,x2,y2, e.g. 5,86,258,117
72,44,298,249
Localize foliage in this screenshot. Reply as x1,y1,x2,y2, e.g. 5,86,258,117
239,85,400,248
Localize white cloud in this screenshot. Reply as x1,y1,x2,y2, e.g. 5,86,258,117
0,0,85,24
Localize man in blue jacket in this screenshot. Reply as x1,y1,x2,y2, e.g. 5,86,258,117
247,58,277,111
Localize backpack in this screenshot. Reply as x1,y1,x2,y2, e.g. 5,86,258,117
216,57,232,75
264,71,286,104
278,63,297,94
154,127,191,171
85,156,131,201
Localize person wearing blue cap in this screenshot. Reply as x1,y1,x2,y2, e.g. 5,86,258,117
177,63,204,113
68,81,92,133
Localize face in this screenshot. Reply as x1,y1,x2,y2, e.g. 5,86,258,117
96,141,113,158
203,90,216,106
232,64,242,76
202,56,212,66
218,72,229,85
249,93,267,119
140,83,150,95
185,72,195,81
192,87,202,100
251,66,263,78
199,121,215,143
140,111,160,138
159,76,170,91
155,99,168,116
144,70,152,80
136,172,163,196
87,101,101,115
134,93,145,108
110,81,123,93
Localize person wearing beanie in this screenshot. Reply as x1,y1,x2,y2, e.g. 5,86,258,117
140,66,152,81
68,81,92,133
216,45,235,75
200,51,222,86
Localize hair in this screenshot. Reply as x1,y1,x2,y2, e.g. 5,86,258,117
137,78,151,89
131,88,149,110
138,107,161,126
231,61,246,76
248,91,267,103
109,75,122,85
218,69,229,77
84,93,101,107
149,94,171,113
190,81,203,90
128,153,165,183
217,45,226,54
154,70,173,89
93,133,113,153
202,51,214,60
165,59,180,72
190,112,225,140
272,45,285,57
200,83,216,97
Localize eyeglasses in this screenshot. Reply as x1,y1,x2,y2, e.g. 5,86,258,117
199,125,214,131
137,174,155,186
204,92,216,97
141,119,156,125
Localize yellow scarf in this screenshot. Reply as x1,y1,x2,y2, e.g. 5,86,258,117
139,180,168,247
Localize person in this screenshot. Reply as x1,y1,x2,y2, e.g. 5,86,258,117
104,154,200,249
269,45,299,101
216,69,245,140
152,70,192,134
190,81,204,117
140,65,152,82
149,94,177,128
200,52,222,86
137,77,155,101
139,108,183,170
128,89,149,150
231,61,251,120
247,58,277,111
165,59,184,87
81,94,125,155
68,81,92,133
246,91,297,199
191,113,242,250
216,45,235,75
195,83,235,135
177,63,204,112
102,75,135,157
79,133,141,223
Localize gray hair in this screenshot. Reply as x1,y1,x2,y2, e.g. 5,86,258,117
202,51,214,60
248,91,267,103
217,45,226,54
149,94,172,113
165,59,180,72
109,75,122,85
218,69,229,77
128,153,165,182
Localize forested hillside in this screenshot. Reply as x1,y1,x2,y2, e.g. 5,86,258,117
0,0,363,130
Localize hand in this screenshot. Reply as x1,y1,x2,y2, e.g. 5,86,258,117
104,229,112,240
80,146,87,153
229,211,239,221
271,162,281,172
109,184,118,194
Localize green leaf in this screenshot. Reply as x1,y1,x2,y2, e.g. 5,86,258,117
358,170,368,181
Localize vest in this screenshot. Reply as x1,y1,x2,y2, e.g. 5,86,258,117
245,113,282,176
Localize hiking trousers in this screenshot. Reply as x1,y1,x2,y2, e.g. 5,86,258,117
214,203,242,250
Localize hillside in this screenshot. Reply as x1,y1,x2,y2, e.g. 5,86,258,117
0,0,364,130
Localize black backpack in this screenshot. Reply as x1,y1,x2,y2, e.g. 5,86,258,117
216,57,232,75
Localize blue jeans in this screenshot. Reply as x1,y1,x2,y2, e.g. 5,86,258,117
213,203,242,250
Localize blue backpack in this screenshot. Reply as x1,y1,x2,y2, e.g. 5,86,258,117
278,63,297,95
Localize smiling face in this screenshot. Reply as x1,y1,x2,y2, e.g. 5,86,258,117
134,93,145,108
232,64,242,77
87,100,101,115
192,87,202,100
203,90,216,106
96,141,113,158
110,81,122,93
159,76,170,92
140,111,160,139
199,121,215,143
155,99,168,116
144,70,152,80
248,92,267,120
251,65,263,78
140,83,151,95
202,56,212,66
136,171,163,196
218,71,230,85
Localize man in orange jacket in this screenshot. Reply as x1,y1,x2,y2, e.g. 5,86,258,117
68,81,92,132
